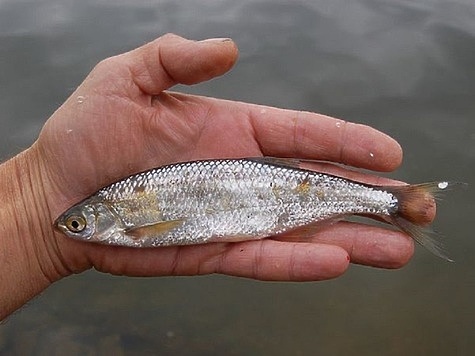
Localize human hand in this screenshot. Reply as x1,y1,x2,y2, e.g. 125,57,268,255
25,34,414,284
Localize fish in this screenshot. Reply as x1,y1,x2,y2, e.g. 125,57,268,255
54,157,456,260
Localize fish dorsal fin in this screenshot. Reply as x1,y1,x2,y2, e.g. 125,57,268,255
125,219,184,240
246,157,303,169
246,157,379,185
246,157,348,173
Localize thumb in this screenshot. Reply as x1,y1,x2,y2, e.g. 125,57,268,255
121,33,238,94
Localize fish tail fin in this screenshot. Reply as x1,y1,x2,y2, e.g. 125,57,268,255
384,182,463,262
389,214,452,262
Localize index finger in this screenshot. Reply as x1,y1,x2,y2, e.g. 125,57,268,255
248,106,402,172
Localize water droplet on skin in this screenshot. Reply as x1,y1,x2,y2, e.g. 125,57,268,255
335,122,342,128
66,129,73,134
369,152,375,158
438,181,449,189
77,95,85,104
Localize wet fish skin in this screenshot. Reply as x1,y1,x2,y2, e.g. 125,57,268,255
54,157,451,259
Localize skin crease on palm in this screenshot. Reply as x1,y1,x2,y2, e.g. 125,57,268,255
1,33,433,320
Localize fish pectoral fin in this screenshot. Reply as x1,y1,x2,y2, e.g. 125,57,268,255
125,219,184,240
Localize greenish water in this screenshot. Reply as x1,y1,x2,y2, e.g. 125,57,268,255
1,1,474,355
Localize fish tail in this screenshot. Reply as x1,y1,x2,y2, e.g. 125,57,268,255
384,182,463,262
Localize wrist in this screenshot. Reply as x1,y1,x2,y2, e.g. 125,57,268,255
0,147,70,319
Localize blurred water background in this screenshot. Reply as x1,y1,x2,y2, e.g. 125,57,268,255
0,0,474,355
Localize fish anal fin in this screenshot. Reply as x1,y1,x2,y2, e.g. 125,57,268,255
276,218,342,242
126,219,184,240
207,234,255,243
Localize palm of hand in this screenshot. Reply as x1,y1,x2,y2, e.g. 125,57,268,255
31,34,413,282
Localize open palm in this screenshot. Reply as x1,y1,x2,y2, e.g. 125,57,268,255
32,34,414,283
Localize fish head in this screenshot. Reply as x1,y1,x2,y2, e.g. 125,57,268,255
54,199,120,243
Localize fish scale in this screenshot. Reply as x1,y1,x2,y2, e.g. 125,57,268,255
83,159,397,246
55,157,453,260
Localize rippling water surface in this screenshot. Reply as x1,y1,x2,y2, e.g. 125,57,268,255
1,1,474,355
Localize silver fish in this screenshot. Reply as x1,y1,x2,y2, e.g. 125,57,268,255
54,157,453,260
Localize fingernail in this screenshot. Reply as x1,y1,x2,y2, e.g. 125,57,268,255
200,37,233,43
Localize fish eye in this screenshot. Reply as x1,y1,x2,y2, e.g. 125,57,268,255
65,215,87,233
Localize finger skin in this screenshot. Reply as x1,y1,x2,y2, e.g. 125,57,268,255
92,34,239,95
41,34,411,279
249,107,403,172
308,222,415,268
1,33,415,322
81,239,350,282
37,36,239,207
147,93,403,173
63,219,415,280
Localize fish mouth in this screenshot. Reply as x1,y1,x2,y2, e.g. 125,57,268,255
53,220,80,239
53,216,67,234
